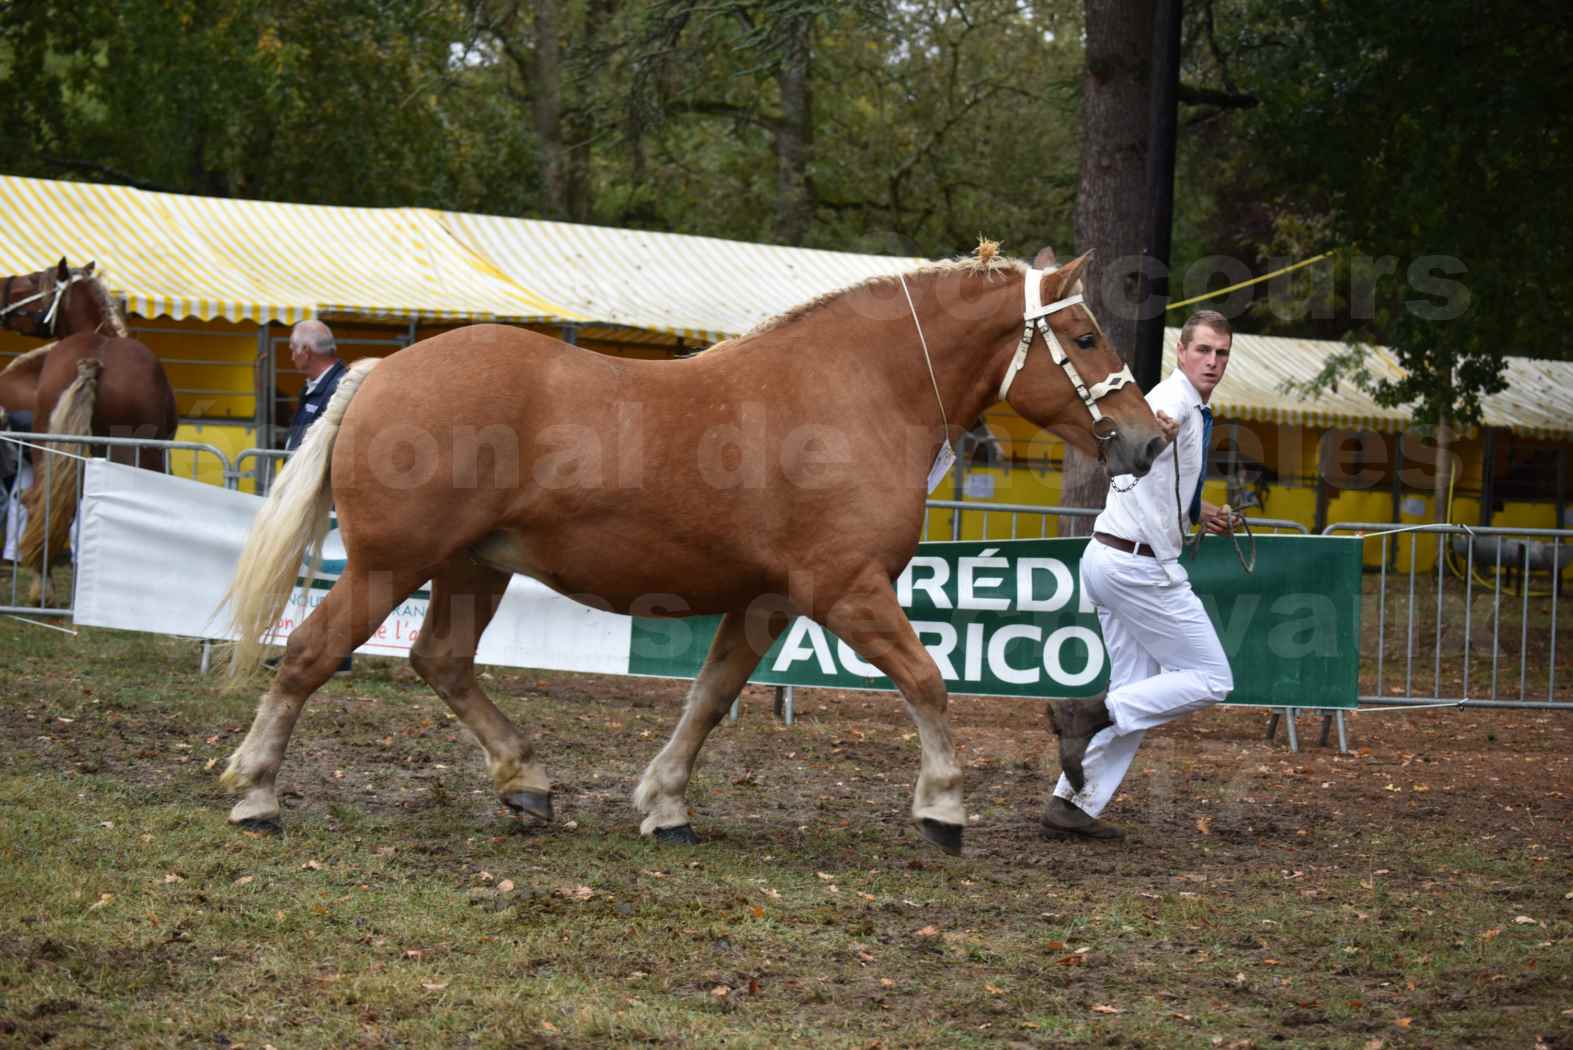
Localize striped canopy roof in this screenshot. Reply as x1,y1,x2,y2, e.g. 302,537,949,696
0,176,574,324
2,174,1569,438
437,210,926,343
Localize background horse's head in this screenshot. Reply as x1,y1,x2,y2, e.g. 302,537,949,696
1001,252,1166,478
0,258,99,340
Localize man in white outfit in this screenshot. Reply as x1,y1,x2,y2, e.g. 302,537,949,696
1043,309,1238,840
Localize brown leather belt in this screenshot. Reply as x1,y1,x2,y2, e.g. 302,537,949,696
1094,531,1157,558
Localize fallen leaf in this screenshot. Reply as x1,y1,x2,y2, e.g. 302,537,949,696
1044,940,1066,951
1480,927,1502,941
404,949,425,960
985,983,1005,995
233,875,254,887
1364,1040,1385,1050
816,872,835,881
751,905,764,919
1513,915,1537,925
1394,1017,1413,1029
497,879,514,893
880,977,895,988
915,925,940,938
711,985,730,998
1196,815,1213,834
87,893,113,911
162,873,183,884
857,950,875,963
541,1021,559,1034
422,980,449,992
560,885,593,901
301,860,323,871
1090,1004,1120,1014
204,758,218,771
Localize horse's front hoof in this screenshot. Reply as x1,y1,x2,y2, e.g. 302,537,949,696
232,816,282,835
653,823,700,846
917,818,963,855
503,790,554,823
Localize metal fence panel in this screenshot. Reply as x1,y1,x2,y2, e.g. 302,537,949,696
1322,522,1571,710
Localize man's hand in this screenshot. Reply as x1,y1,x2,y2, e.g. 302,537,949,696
1154,410,1179,445
1199,500,1238,535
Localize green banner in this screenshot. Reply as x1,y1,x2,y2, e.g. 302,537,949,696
629,535,1362,709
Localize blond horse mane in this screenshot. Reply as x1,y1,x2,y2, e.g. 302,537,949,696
76,274,129,337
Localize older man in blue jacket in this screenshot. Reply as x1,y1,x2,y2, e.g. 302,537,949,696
283,319,348,452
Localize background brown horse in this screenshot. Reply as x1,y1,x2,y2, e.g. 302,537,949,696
220,248,1166,854
1,259,178,602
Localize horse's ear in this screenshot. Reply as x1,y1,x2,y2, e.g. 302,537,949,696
82,260,96,276
55,257,70,281
1032,246,1058,270
1050,250,1094,295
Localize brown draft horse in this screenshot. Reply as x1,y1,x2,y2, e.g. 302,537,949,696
220,248,1166,853
0,259,179,602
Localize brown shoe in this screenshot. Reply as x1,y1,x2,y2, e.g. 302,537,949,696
1040,796,1123,841
1046,693,1112,793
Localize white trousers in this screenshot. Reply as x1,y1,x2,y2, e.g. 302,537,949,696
1054,539,1234,817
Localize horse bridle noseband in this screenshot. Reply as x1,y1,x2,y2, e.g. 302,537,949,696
0,272,84,338
999,267,1137,435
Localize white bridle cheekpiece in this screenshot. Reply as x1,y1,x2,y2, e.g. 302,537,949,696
999,267,1136,430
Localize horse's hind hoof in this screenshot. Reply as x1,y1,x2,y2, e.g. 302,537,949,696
504,790,554,823
653,824,700,846
233,816,282,835
918,818,963,855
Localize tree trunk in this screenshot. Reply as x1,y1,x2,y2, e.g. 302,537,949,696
1063,0,1157,534
529,1,569,219
773,15,814,244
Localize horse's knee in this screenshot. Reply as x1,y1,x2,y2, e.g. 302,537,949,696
409,645,470,698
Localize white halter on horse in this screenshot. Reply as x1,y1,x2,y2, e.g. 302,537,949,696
1000,267,1137,433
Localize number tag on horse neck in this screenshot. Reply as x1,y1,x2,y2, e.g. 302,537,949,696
926,444,956,493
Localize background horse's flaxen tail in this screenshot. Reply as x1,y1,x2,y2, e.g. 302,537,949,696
220,357,380,683
19,358,99,590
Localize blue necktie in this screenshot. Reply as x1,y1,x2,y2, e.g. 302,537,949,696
1188,406,1213,525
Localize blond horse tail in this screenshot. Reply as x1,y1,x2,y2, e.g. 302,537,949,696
19,358,99,583
220,358,380,683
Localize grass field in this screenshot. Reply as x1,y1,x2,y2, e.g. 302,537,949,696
2,617,1571,1049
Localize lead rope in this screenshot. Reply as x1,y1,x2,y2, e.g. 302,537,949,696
899,273,950,439
1174,419,1256,574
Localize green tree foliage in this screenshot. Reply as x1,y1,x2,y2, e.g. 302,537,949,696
0,0,540,211
1196,0,1573,427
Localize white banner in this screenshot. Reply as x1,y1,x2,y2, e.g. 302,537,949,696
73,459,632,673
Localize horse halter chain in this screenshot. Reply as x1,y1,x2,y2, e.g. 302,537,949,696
1001,267,1138,487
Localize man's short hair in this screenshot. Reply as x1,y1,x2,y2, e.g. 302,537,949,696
1179,309,1232,347
291,319,337,356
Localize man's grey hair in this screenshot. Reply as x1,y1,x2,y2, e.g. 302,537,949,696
291,319,337,356
1179,309,1231,347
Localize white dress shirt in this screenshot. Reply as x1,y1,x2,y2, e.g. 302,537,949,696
1092,369,1208,576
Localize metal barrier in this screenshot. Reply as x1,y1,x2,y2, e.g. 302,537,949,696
1323,522,1571,710
231,447,293,495
1,432,232,617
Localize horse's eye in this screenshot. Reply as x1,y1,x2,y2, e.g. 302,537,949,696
1074,334,1097,350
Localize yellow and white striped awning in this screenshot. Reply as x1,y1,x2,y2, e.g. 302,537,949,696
1171,331,1573,439
438,210,927,343
0,176,580,324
